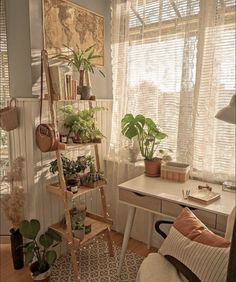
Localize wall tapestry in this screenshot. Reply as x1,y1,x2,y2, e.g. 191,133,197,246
43,0,104,65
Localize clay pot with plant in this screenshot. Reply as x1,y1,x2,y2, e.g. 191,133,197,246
56,45,105,100
121,114,168,176
19,219,61,282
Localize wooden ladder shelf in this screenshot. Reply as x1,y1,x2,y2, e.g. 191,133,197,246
41,49,113,282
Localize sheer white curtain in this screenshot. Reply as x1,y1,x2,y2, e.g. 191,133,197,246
109,0,235,182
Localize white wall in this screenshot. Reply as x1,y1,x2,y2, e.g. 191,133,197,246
6,0,112,99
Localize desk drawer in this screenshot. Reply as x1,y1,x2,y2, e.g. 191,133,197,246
161,200,216,229
119,189,161,213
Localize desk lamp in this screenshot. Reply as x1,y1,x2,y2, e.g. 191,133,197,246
215,94,236,191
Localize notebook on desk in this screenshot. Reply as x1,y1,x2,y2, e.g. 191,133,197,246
188,191,221,205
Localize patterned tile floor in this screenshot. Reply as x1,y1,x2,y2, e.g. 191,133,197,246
51,238,144,282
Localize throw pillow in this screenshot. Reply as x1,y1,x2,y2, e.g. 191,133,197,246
159,207,230,282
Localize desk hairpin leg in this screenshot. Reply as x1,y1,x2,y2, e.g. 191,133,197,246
118,206,136,276
147,213,154,249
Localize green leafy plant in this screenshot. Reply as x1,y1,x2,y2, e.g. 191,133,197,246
19,219,61,276
56,44,105,78
61,105,106,143
49,155,95,180
121,114,167,160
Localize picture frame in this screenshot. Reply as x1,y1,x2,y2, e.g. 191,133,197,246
42,0,104,66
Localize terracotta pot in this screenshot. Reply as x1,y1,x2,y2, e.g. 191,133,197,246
144,158,162,177
30,262,50,282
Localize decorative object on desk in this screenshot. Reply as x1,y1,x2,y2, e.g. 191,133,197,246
55,44,105,100
188,189,221,205
121,114,167,177
20,219,61,282
0,98,18,132
215,94,236,192
161,162,190,182
125,138,140,163
182,189,190,199
0,157,25,270
60,104,106,143
222,181,236,192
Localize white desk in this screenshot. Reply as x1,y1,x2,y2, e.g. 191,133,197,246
118,174,236,275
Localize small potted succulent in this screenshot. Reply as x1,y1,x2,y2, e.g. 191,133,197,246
19,219,61,281
121,114,168,176
60,105,106,143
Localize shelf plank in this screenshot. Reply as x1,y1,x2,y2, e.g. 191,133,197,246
60,142,101,151
49,215,110,247
46,181,107,200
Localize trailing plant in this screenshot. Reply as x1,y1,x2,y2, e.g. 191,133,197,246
60,105,106,142
19,219,61,275
121,114,167,160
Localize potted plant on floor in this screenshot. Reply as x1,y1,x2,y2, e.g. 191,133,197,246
121,114,168,176
60,105,106,143
19,219,61,281
0,157,25,270
55,45,105,100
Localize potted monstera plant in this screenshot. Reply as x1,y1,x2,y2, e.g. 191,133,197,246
121,114,167,176
19,219,61,281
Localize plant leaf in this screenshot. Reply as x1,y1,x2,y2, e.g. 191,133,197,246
20,219,40,240
45,250,57,266
39,233,53,249
25,249,34,264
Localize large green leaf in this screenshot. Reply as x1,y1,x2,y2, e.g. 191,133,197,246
45,250,57,266
39,233,53,249
25,249,34,264
46,229,61,242
20,219,40,240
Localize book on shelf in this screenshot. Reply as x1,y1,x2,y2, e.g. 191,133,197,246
188,190,221,205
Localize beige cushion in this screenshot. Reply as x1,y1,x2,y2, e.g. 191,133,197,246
135,253,187,282
159,208,230,282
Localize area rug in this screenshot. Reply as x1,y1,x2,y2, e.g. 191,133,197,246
51,237,144,282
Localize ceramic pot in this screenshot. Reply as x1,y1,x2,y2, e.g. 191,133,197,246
30,262,51,282
128,148,139,163
74,226,85,241
10,228,24,270
77,86,91,100
144,158,162,177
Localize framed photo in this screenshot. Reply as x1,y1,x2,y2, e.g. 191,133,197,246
43,0,104,65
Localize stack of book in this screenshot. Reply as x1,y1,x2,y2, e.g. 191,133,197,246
49,66,78,100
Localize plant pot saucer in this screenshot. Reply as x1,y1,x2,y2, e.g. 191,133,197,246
145,171,160,177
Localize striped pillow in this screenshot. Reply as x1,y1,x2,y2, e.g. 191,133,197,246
159,208,230,282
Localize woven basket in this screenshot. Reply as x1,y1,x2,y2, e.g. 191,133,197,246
161,162,190,182
0,98,18,132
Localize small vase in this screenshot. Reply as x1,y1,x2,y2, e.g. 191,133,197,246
10,228,24,270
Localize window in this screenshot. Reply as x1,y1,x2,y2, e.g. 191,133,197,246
0,0,10,180
111,0,236,181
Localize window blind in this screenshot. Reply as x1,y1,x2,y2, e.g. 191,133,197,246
0,0,10,178
110,0,235,181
